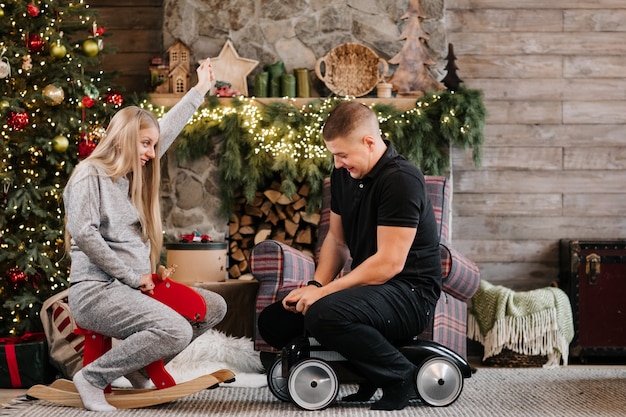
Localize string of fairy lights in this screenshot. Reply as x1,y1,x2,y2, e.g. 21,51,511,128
141,98,329,163
137,89,483,221
139,93,473,165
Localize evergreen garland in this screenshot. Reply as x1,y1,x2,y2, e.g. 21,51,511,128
170,86,486,216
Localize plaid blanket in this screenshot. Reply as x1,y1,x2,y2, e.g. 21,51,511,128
468,280,574,366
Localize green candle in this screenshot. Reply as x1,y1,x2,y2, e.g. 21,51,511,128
266,61,285,97
254,72,268,97
270,79,280,97
281,73,296,98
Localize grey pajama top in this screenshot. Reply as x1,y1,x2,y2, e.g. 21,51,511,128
63,88,204,288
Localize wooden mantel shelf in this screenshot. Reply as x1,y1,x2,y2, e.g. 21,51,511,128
149,93,420,112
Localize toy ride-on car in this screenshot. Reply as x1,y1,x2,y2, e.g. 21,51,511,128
267,336,473,410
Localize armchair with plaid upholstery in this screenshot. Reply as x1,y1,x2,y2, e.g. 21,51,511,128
249,176,480,358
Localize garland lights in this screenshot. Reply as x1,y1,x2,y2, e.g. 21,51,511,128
141,86,486,215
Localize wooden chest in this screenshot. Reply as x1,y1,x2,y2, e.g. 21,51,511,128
559,240,626,361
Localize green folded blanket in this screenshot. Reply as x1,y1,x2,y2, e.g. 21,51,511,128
468,280,575,366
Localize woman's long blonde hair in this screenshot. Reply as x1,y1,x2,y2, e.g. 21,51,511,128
76,106,163,271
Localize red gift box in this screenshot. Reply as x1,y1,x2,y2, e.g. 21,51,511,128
0,333,55,388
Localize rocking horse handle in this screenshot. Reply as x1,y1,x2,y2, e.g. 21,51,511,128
155,264,176,282
149,267,207,323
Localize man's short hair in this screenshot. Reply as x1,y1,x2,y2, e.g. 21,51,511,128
322,101,377,141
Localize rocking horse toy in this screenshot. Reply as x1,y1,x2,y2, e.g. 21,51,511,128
26,266,235,409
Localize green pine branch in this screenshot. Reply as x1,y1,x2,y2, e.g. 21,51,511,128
171,86,486,217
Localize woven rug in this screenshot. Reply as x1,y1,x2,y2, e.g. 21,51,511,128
3,367,625,417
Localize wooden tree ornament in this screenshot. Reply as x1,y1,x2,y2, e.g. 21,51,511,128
388,0,444,97
441,43,464,91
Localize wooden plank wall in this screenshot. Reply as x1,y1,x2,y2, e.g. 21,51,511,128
89,0,163,94
446,0,626,290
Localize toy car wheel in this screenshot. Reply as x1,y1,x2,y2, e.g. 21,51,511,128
267,357,291,402
288,358,339,410
415,356,464,407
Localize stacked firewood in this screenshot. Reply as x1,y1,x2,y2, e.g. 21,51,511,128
227,179,321,278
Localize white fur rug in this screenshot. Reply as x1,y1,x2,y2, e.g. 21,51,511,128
113,329,267,388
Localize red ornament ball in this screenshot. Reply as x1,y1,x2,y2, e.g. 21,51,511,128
7,267,27,286
27,3,40,17
104,91,123,106
29,272,42,288
27,34,45,53
78,136,98,159
7,111,29,130
82,95,97,108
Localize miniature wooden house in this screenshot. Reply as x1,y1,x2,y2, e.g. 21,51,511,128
149,40,191,94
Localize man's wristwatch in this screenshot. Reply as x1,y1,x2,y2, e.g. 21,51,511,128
307,280,323,288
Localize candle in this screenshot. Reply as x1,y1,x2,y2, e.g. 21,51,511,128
266,61,285,97
254,72,268,97
377,82,393,98
270,78,281,97
281,73,296,98
294,68,310,98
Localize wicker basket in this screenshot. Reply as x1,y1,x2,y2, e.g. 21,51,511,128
482,349,547,368
315,43,388,97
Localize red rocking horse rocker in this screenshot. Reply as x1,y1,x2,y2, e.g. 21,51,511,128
27,266,235,409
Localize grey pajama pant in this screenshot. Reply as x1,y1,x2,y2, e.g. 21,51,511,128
68,279,227,389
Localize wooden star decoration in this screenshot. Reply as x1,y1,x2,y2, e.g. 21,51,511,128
210,40,259,96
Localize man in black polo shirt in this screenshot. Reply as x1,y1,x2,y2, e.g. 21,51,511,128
258,101,441,410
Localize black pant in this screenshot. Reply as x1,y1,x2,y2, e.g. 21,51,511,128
258,279,435,387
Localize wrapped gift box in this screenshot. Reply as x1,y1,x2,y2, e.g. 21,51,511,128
0,333,55,388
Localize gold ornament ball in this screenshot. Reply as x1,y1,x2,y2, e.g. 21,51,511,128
50,43,67,59
0,100,9,109
43,84,65,105
0,8,4,18
82,39,99,57
52,135,69,153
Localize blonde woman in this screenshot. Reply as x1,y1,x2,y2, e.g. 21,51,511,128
63,59,225,412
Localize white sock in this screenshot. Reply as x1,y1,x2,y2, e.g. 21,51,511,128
73,369,116,412
125,370,153,389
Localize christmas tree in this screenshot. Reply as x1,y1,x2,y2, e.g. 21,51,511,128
441,43,463,91
388,0,444,96
0,0,123,336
